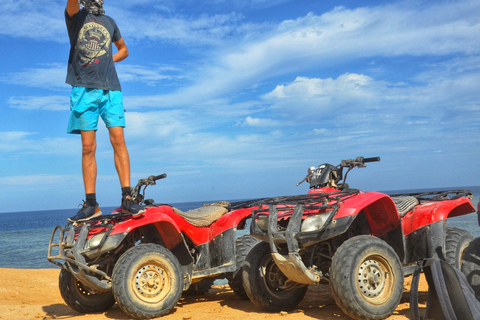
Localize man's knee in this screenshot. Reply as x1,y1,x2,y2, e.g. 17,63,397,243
81,131,97,155
82,140,96,155
109,127,126,148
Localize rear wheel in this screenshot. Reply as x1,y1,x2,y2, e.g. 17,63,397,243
227,234,260,299
59,268,115,313
445,227,473,269
112,244,183,319
461,237,480,300
242,241,308,312
329,235,404,320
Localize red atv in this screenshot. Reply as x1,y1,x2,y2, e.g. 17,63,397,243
47,174,259,319
242,157,476,320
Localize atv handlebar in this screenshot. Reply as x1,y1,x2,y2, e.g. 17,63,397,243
362,156,381,163
151,174,167,181
132,173,167,204
139,173,167,186
340,156,380,168
297,156,380,187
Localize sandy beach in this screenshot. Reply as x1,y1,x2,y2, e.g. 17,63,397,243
0,268,427,320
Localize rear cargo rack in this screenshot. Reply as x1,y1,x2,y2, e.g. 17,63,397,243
389,189,473,202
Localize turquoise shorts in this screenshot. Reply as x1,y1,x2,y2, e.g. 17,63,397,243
67,86,126,134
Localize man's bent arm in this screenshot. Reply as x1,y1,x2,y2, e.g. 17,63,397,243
113,38,129,63
66,0,80,17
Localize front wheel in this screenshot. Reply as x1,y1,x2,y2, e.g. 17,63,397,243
329,235,404,320
112,244,183,319
59,268,115,313
242,241,308,312
445,227,473,269
461,237,480,300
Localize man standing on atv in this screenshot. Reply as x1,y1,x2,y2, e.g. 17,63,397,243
65,0,144,221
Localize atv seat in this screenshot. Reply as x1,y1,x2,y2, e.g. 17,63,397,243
172,206,228,227
391,196,419,217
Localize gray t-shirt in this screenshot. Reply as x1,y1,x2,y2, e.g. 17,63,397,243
65,9,122,91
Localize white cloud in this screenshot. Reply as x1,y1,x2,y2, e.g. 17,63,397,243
0,63,184,91
4,1,479,108
0,1,66,41
260,63,480,127
125,110,196,139
0,174,80,186
110,8,258,46
8,95,68,111
202,0,293,9
0,131,77,156
123,1,480,108
116,64,184,85
0,64,67,89
242,116,280,127
262,74,383,120
0,0,258,44
0,131,36,152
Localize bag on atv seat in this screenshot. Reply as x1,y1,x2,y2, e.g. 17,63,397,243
410,258,480,320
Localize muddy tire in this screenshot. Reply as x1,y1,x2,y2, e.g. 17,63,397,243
183,278,214,296
461,237,480,300
59,268,115,313
227,234,260,299
445,227,473,269
242,241,308,311
112,244,183,319
329,235,404,320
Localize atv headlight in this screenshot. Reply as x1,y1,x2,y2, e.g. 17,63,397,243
84,232,128,259
87,233,106,249
257,215,269,232
301,212,333,232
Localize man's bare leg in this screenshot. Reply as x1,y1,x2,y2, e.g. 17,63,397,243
81,130,97,194
68,130,102,222
108,126,130,188
109,126,145,215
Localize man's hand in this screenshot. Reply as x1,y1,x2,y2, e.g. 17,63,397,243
66,0,80,18
113,38,129,63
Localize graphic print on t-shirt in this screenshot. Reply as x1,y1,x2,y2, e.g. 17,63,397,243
76,21,111,65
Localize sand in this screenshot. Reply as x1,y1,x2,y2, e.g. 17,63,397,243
0,268,428,320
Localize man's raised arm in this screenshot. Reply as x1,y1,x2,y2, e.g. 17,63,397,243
66,0,80,18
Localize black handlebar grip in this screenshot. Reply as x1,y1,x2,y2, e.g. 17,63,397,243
363,157,380,163
153,173,167,180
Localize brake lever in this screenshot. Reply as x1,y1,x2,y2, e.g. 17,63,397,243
296,175,309,186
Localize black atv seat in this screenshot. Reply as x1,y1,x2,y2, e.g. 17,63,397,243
391,196,419,217
172,205,228,227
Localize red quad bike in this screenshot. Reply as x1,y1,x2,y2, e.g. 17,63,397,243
47,174,259,319
242,157,476,320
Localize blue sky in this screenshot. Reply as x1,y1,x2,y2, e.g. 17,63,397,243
1,0,479,213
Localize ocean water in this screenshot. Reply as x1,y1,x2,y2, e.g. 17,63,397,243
0,187,478,269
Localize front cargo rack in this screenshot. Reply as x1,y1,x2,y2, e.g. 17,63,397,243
252,188,361,214
227,189,361,212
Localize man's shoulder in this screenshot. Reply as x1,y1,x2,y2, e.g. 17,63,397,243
93,14,117,28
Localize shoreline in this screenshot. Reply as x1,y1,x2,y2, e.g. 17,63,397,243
0,268,427,320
